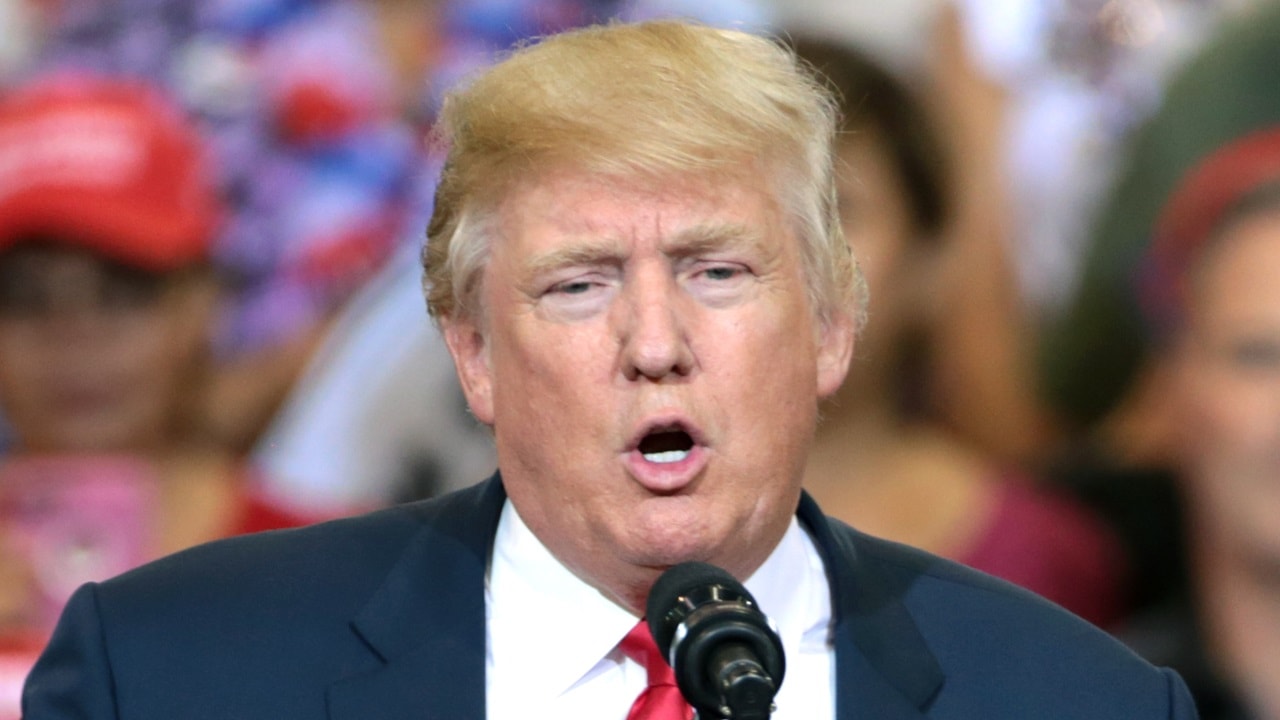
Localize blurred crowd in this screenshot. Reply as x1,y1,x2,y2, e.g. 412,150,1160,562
1,0,1278,718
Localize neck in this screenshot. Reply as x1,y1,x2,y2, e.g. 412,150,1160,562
152,450,240,557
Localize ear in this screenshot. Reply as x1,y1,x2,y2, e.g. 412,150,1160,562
815,311,856,400
442,315,495,425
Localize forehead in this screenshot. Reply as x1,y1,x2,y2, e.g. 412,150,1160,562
491,169,792,260
1194,212,1280,304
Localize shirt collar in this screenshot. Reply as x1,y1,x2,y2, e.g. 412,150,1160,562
486,500,829,697
743,512,832,654
487,501,638,699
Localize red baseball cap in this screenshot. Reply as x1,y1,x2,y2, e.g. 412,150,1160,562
1142,125,1280,331
0,74,221,271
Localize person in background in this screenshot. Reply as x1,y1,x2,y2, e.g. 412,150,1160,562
1121,126,1280,720
1038,1,1280,631
776,1,1065,467
793,35,1126,629
0,74,311,714
28,0,446,462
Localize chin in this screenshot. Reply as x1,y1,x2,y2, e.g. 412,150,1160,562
626,536,710,568
628,523,753,576
616,526,711,568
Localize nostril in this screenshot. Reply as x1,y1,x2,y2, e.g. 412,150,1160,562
638,430,693,454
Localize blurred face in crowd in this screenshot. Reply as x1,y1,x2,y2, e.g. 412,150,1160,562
833,130,921,396
1172,208,1280,567
444,167,854,609
0,244,216,454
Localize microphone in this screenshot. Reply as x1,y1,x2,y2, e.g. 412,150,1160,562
646,562,785,720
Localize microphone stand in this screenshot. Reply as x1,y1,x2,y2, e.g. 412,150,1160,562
687,639,778,720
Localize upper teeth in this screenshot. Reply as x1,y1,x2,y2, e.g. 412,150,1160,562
643,449,689,464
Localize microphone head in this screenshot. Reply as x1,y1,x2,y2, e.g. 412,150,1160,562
646,561,785,716
646,561,752,659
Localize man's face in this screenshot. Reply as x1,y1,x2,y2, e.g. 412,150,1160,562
444,169,853,609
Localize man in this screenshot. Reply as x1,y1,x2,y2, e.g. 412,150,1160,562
24,20,1197,720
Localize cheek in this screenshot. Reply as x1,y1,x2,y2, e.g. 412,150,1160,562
1181,366,1280,473
488,322,615,460
498,321,605,397
0,333,46,425
104,314,195,390
1180,372,1280,556
714,314,821,447
85,311,205,416
0,330,41,384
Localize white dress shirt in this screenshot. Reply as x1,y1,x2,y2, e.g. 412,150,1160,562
486,500,834,720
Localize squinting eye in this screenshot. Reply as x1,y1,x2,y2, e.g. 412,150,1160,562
701,266,739,281
552,280,596,295
537,274,613,322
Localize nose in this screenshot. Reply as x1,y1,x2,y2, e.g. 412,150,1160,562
617,269,695,382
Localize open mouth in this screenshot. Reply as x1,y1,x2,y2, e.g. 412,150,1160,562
638,429,695,464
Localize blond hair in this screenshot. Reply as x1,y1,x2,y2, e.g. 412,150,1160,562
423,19,865,332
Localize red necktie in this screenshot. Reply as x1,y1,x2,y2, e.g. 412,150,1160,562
620,620,694,720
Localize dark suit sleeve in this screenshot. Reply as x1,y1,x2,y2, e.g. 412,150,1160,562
22,583,120,720
1162,667,1200,719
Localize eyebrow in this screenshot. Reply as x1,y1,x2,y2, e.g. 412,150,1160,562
523,237,629,279
522,222,768,279
665,222,768,259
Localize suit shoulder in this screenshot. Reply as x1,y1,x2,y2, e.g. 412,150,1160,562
31,484,501,718
821,518,1183,714
117,503,415,583
835,521,1112,639
95,483,495,622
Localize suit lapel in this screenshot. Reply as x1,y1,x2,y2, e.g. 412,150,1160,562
327,476,507,720
798,492,944,720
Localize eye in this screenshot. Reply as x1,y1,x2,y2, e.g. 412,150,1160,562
536,272,616,322
0,275,46,316
700,265,741,281
683,261,754,308
551,279,599,296
1227,337,1280,370
688,260,752,285
98,270,167,310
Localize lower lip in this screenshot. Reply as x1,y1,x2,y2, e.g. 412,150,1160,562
624,445,709,493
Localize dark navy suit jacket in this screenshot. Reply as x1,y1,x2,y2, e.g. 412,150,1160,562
24,475,1198,719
